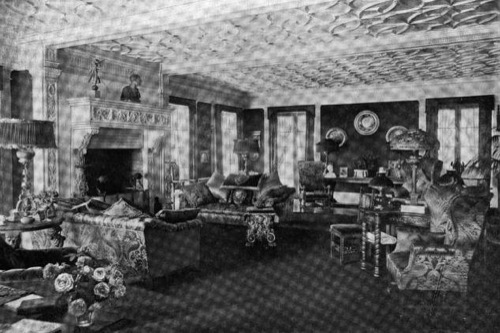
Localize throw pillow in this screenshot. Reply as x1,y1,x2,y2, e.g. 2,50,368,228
206,171,229,202
102,198,145,218
182,183,217,208
254,185,295,208
256,171,283,200
222,174,239,186
156,208,200,223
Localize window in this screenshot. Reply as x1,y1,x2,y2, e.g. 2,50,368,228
221,111,238,175
171,104,190,179
276,113,306,188
437,105,479,169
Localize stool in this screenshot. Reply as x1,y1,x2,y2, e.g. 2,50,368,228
330,224,362,264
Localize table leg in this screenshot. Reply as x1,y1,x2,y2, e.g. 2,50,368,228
245,214,276,248
361,217,367,271
374,214,381,278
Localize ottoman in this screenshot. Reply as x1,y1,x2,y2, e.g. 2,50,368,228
330,224,362,264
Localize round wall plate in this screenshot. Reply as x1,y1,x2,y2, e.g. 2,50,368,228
385,126,408,143
354,110,379,136
325,127,347,146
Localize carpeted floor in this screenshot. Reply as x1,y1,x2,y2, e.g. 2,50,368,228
135,223,500,333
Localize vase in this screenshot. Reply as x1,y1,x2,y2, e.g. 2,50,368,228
75,308,96,327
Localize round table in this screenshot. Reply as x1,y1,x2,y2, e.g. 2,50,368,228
0,220,64,248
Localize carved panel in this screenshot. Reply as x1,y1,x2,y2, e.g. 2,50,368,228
91,106,170,126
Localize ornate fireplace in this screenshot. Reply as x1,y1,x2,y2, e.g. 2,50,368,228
68,97,174,211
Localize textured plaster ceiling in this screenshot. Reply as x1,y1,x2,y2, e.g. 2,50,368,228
195,40,500,92
2,0,499,92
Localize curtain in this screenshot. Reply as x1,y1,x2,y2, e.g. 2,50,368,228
276,113,306,188
171,105,190,179
221,111,238,175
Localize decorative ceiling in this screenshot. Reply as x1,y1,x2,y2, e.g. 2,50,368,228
1,0,499,92
0,0,189,34
90,0,500,62
88,0,500,91
194,40,500,92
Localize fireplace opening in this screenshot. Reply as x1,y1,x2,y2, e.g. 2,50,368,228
84,149,142,196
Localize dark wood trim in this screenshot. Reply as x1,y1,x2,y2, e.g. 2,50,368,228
268,105,315,119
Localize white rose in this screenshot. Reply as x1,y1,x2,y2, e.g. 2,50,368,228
93,267,106,282
113,284,126,298
54,273,74,293
82,265,93,275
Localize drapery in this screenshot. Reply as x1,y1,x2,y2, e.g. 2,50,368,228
171,105,190,180
276,114,306,188
221,111,238,175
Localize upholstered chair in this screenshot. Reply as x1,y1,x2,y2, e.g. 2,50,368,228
386,185,490,293
297,161,334,207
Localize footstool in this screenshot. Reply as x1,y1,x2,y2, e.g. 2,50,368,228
330,224,362,264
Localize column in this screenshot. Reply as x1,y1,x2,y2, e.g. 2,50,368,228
314,103,321,161
0,66,13,215
44,48,62,193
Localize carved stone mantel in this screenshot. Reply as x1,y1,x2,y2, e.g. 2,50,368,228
68,97,173,200
68,97,173,129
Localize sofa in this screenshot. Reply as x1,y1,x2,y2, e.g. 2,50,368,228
28,198,203,282
180,171,295,246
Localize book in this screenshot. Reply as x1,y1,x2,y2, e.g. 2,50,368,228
0,284,29,306
400,204,426,214
3,319,63,333
3,294,42,312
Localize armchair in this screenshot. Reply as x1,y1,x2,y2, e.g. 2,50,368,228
297,161,334,207
386,184,490,293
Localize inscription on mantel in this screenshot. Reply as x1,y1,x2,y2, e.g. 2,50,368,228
91,106,170,126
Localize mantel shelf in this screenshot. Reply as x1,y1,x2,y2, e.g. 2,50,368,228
68,97,174,129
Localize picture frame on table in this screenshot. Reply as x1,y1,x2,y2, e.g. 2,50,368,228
339,167,348,178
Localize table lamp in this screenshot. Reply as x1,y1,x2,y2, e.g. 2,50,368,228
315,139,341,165
369,167,394,209
390,128,436,204
0,119,57,223
233,138,259,174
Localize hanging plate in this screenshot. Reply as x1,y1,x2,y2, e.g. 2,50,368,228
385,125,408,143
325,127,347,147
354,110,379,136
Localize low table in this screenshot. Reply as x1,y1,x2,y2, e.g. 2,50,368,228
330,224,362,264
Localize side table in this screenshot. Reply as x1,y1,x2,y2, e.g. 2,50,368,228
0,220,64,249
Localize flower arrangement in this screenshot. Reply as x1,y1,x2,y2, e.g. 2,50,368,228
43,252,126,326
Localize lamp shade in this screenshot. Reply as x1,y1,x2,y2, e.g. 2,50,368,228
234,138,259,154
0,119,56,149
316,139,340,153
390,128,436,152
369,167,394,190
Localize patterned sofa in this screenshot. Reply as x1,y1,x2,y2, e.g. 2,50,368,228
183,171,295,246
30,211,203,282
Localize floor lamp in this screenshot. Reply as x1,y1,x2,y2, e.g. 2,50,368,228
0,119,57,223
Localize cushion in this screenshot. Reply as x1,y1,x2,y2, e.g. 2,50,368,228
222,174,239,186
102,198,145,218
156,208,200,223
254,185,295,208
206,171,229,202
257,171,282,195
182,183,217,208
